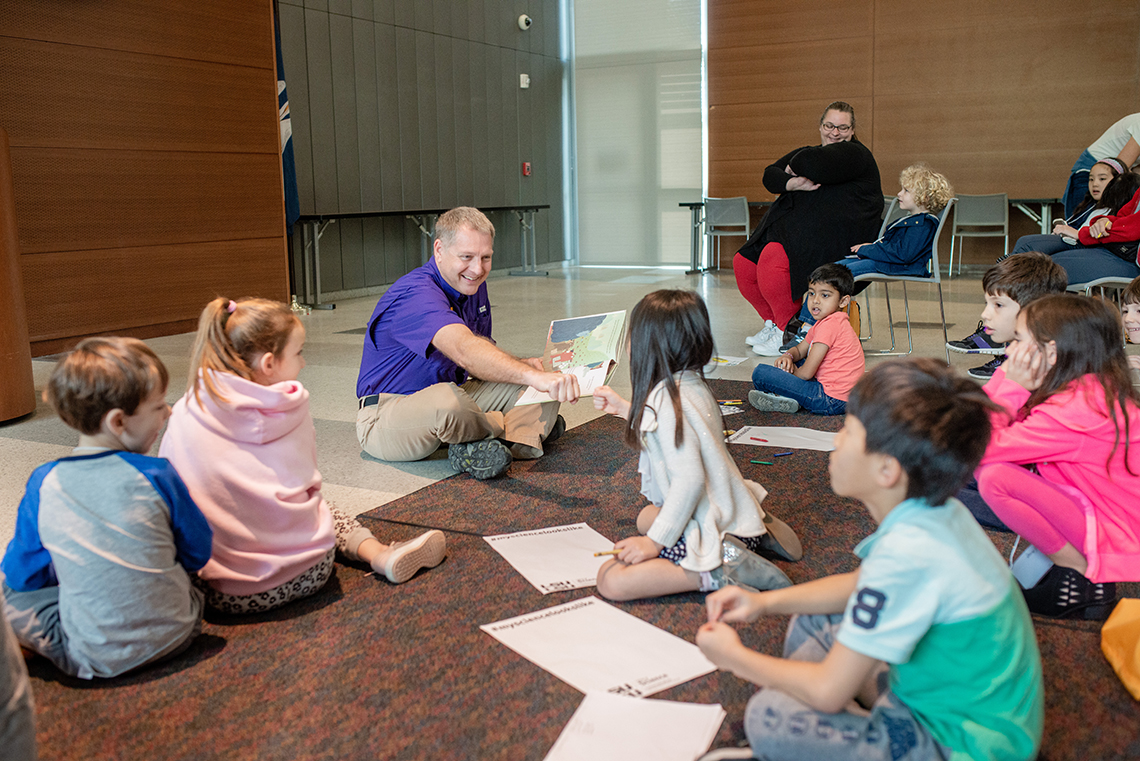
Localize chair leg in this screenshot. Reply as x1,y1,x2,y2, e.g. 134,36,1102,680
900,282,913,355
883,283,897,352
937,283,950,365
860,287,874,342
948,236,955,278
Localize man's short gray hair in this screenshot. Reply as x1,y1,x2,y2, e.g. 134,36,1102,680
434,207,495,248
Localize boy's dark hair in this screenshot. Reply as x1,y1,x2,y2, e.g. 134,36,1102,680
1124,275,1140,307
1100,171,1140,216
809,263,855,298
45,337,169,435
982,251,1068,306
846,357,1000,505
625,290,714,449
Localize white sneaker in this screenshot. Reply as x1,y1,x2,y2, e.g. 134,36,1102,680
744,321,776,346
750,331,785,356
372,530,446,583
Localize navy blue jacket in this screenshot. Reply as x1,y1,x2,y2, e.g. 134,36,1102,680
849,212,939,276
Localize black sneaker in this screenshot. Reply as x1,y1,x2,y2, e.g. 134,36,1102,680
448,439,512,480
947,320,1005,355
1021,565,1119,620
967,355,1004,380
544,415,567,446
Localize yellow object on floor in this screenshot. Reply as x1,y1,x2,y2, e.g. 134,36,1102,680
1102,598,1140,701
844,300,861,336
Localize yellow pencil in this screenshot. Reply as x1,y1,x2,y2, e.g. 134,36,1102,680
593,549,621,556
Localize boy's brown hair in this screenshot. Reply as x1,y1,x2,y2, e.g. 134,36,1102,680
981,251,1068,307
45,337,169,435
899,163,954,214
1123,275,1140,306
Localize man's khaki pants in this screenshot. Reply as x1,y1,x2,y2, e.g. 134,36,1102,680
356,380,559,462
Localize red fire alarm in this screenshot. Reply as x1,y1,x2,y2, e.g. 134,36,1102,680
522,162,531,176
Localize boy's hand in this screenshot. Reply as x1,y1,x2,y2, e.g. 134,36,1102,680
592,385,631,419
706,585,765,624
774,352,795,372
696,621,745,669
850,243,869,253
614,535,663,565
1003,340,1048,391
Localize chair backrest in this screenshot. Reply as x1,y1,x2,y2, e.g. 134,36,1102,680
927,198,957,281
878,196,907,237
952,193,1008,232
703,197,749,234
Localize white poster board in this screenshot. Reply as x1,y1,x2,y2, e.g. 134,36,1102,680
484,523,614,594
727,425,837,451
480,596,716,697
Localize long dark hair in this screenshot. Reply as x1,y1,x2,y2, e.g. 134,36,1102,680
625,290,715,449
1072,161,1122,219
1097,171,1140,217
1021,294,1139,475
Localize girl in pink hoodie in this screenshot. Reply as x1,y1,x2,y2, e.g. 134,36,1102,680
161,298,445,614
976,294,1140,621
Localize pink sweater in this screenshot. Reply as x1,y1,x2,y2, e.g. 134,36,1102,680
981,367,1140,581
159,371,335,595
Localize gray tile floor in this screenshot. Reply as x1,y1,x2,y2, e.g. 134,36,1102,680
0,265,1111,549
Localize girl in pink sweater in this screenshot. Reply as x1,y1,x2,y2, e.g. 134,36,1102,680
976,294,1140,620
161,298,445,614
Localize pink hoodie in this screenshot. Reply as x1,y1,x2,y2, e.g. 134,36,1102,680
159,371,335,595
981,367,1140,582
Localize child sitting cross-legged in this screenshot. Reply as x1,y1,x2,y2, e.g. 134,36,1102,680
1,337,212,679
748,263,864,415
696,357,1044,761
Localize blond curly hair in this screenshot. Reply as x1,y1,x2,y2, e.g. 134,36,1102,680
900,163,954,214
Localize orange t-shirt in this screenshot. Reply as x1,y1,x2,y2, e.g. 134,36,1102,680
804,311,865,401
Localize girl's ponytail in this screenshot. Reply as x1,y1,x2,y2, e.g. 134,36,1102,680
187,297,298,405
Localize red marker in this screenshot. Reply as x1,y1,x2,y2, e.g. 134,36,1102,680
750,437,768,442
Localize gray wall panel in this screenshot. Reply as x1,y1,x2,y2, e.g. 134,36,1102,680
339,217,365,290
435,36,457,207
354,18,381,211
305,9,339,212
518,50,536,206
374,23,402,209
485,45,504,205
362,216,386,286
350,0,372,21
304,0,329,10
432,0,451,38
415,31,440,208
280,3,314,215
469,43,490,205
452,38,474,204
501,48,521,204
330,14,362,212
544,0,559,58
329,0,351,16
467,0,486,44
394,0,413,28
372,0,394,25
317,221,344,292
395,26,421,208
414,2,432,32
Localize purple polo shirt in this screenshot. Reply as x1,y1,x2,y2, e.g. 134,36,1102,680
356,258,493,397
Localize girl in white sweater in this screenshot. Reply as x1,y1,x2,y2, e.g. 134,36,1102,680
592,290,800,601
161,297,445,614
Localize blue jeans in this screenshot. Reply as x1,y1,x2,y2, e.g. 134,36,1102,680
744,613,948,761
1051,247,1140,285
752,363,847,415
1009,234,1079,257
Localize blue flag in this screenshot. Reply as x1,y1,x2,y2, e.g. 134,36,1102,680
274,9,300,230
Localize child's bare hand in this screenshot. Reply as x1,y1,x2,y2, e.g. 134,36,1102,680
1052,223,1079,238
614,535,663,565
592,385,631,419
850,243,869,253
774,353,795,372
705,585,764,624
1003,340,1048,391
1089,218,1113,238
696,621,744,668
1128,355,1140,371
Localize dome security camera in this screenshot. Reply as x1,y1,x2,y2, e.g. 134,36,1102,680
518,14,532,30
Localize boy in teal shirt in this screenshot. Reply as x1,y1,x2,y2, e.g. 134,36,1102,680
697,358,1043,760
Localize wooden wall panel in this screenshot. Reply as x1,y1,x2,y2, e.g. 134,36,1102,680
1,0,288,352
1,1,272,67
11,150,283,254
21,240,287,345
709,38,873,106
709,0,873,47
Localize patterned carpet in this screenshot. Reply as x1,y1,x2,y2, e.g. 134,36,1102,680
22,380,1140,760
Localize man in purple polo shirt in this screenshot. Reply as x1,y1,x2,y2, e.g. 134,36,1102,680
356,207,580,479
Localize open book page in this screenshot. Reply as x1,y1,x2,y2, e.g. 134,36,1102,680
516,311,626,406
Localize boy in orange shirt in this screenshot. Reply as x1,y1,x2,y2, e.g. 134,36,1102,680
749,264,864,415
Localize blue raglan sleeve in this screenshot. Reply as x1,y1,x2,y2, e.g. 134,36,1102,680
855,215,936,266
131,456,214,572
0,463,59,592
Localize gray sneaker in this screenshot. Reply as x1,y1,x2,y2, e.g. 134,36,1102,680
448,439,512,480
747,389,800,413
721,535,792,591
